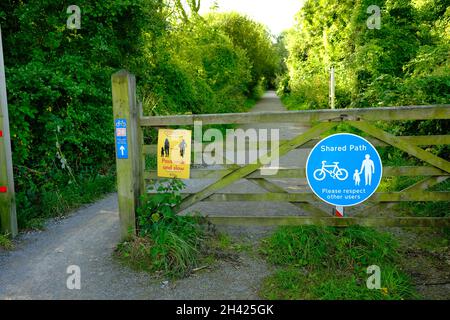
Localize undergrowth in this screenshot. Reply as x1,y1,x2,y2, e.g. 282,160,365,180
17,172,116,230
114,179,221,279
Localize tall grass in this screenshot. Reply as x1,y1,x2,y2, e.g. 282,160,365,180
115,215,212,278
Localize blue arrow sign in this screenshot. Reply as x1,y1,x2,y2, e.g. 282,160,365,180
115,119,128,159
306,133,383,207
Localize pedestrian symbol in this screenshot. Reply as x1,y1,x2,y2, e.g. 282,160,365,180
306,133,383,207
359,154,376,185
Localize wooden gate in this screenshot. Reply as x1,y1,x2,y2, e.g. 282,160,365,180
112,71,450,239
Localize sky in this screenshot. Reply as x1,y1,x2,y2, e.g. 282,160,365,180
199,0,306,35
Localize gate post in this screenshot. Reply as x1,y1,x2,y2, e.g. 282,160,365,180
0,25,18,237
112,70,142,240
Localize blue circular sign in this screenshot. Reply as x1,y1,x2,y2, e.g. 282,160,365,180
306,133,383,207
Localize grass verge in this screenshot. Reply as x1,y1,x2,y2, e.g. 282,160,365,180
115,214,218,279
17,172,116,230
259,226,418,300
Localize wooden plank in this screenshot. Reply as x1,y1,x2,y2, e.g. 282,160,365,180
354,176,449,218
350,121,450,173
403,176,449,192
248,178,329,217
176,122,338,212
383,166,448,177
144,166,449,180
112,70,140,240
206,216,450,227
0,25,18,236
204,192,450,202
401,135,450,146
139,105,450,126
142,135,450,154
138,102,145,200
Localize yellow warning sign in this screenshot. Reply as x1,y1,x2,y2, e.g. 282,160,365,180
157,129,191,179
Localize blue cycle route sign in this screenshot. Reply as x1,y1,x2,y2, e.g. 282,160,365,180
306,133,383,207
115,119,128,159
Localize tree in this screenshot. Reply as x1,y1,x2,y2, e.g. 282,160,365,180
173,0,202,22
206,12,279,95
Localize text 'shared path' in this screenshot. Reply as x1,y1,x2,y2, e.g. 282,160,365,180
0,186,7,193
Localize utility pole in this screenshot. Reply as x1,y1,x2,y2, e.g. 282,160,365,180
0,24,18,236
329,66,336,109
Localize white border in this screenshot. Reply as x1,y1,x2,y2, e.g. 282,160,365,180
305,133,383,207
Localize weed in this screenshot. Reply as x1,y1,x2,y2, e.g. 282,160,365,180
115,179,218,279
260,226,334,269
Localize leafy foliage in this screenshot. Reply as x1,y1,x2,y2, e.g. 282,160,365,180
206,12,280,94
137,179,186,236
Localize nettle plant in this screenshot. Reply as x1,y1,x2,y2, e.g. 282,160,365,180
137,178,186,236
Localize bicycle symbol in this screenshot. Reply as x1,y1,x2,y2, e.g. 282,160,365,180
313,161,349,181
115,120,126,128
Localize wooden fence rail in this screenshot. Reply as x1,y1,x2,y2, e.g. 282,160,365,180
144,166,449,180
139,105,450,126
143,135,450,154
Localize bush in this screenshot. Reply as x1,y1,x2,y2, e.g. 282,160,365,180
206,12,279,95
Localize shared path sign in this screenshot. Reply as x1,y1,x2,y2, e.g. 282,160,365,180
306,133,383,207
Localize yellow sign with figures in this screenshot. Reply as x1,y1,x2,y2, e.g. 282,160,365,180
157,129,191,179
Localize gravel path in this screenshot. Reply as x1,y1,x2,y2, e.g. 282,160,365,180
0,91,303,300
0,194,271,299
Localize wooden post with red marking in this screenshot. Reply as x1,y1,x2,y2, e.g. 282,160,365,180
0,24,18,236
335,206,345,218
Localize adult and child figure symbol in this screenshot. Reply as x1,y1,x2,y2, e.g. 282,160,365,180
353,154,375,186
161,138,187,158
